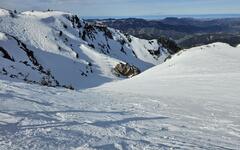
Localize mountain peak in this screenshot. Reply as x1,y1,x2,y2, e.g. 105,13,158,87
0,9,172,89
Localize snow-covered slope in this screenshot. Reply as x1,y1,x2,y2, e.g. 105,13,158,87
99,43,240,97
0,8,171,89
1,8,240,149
0,43,240,149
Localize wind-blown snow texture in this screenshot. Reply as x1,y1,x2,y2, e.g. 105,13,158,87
1,42,240,149
0,8,170,89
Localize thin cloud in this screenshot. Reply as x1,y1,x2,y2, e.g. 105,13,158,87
0,0,239,17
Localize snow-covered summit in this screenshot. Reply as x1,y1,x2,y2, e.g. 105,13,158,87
0,8,173,89
22,10,71,18
0,8,11,16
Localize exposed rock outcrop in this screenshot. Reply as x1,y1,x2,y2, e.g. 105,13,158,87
113,63,140,78
0,47,14,61
158,37,181,54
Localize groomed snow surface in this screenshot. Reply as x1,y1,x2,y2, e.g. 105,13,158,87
1,43,240,149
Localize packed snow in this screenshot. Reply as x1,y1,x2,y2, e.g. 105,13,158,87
1,43,240,149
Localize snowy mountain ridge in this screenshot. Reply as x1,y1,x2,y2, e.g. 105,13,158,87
0,8,171,89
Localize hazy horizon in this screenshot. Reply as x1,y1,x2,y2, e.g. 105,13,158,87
83,13,240,20
1,6,240,20
1,0,240,18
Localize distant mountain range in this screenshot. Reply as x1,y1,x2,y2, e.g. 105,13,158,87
84,14,240,20
87,17,240,48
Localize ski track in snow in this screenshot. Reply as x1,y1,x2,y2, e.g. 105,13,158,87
0,79,240,150
0,42,240,149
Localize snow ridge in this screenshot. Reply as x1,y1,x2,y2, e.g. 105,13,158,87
0,8,171,89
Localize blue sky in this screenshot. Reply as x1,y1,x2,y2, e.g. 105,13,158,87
0,0,240,17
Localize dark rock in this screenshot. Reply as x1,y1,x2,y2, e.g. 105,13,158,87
0,47,15,61
113,63,140,78
59,31,63,36
148,49,160,57
158,37,181,54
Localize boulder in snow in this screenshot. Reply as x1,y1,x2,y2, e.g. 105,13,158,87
113,63,140,78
